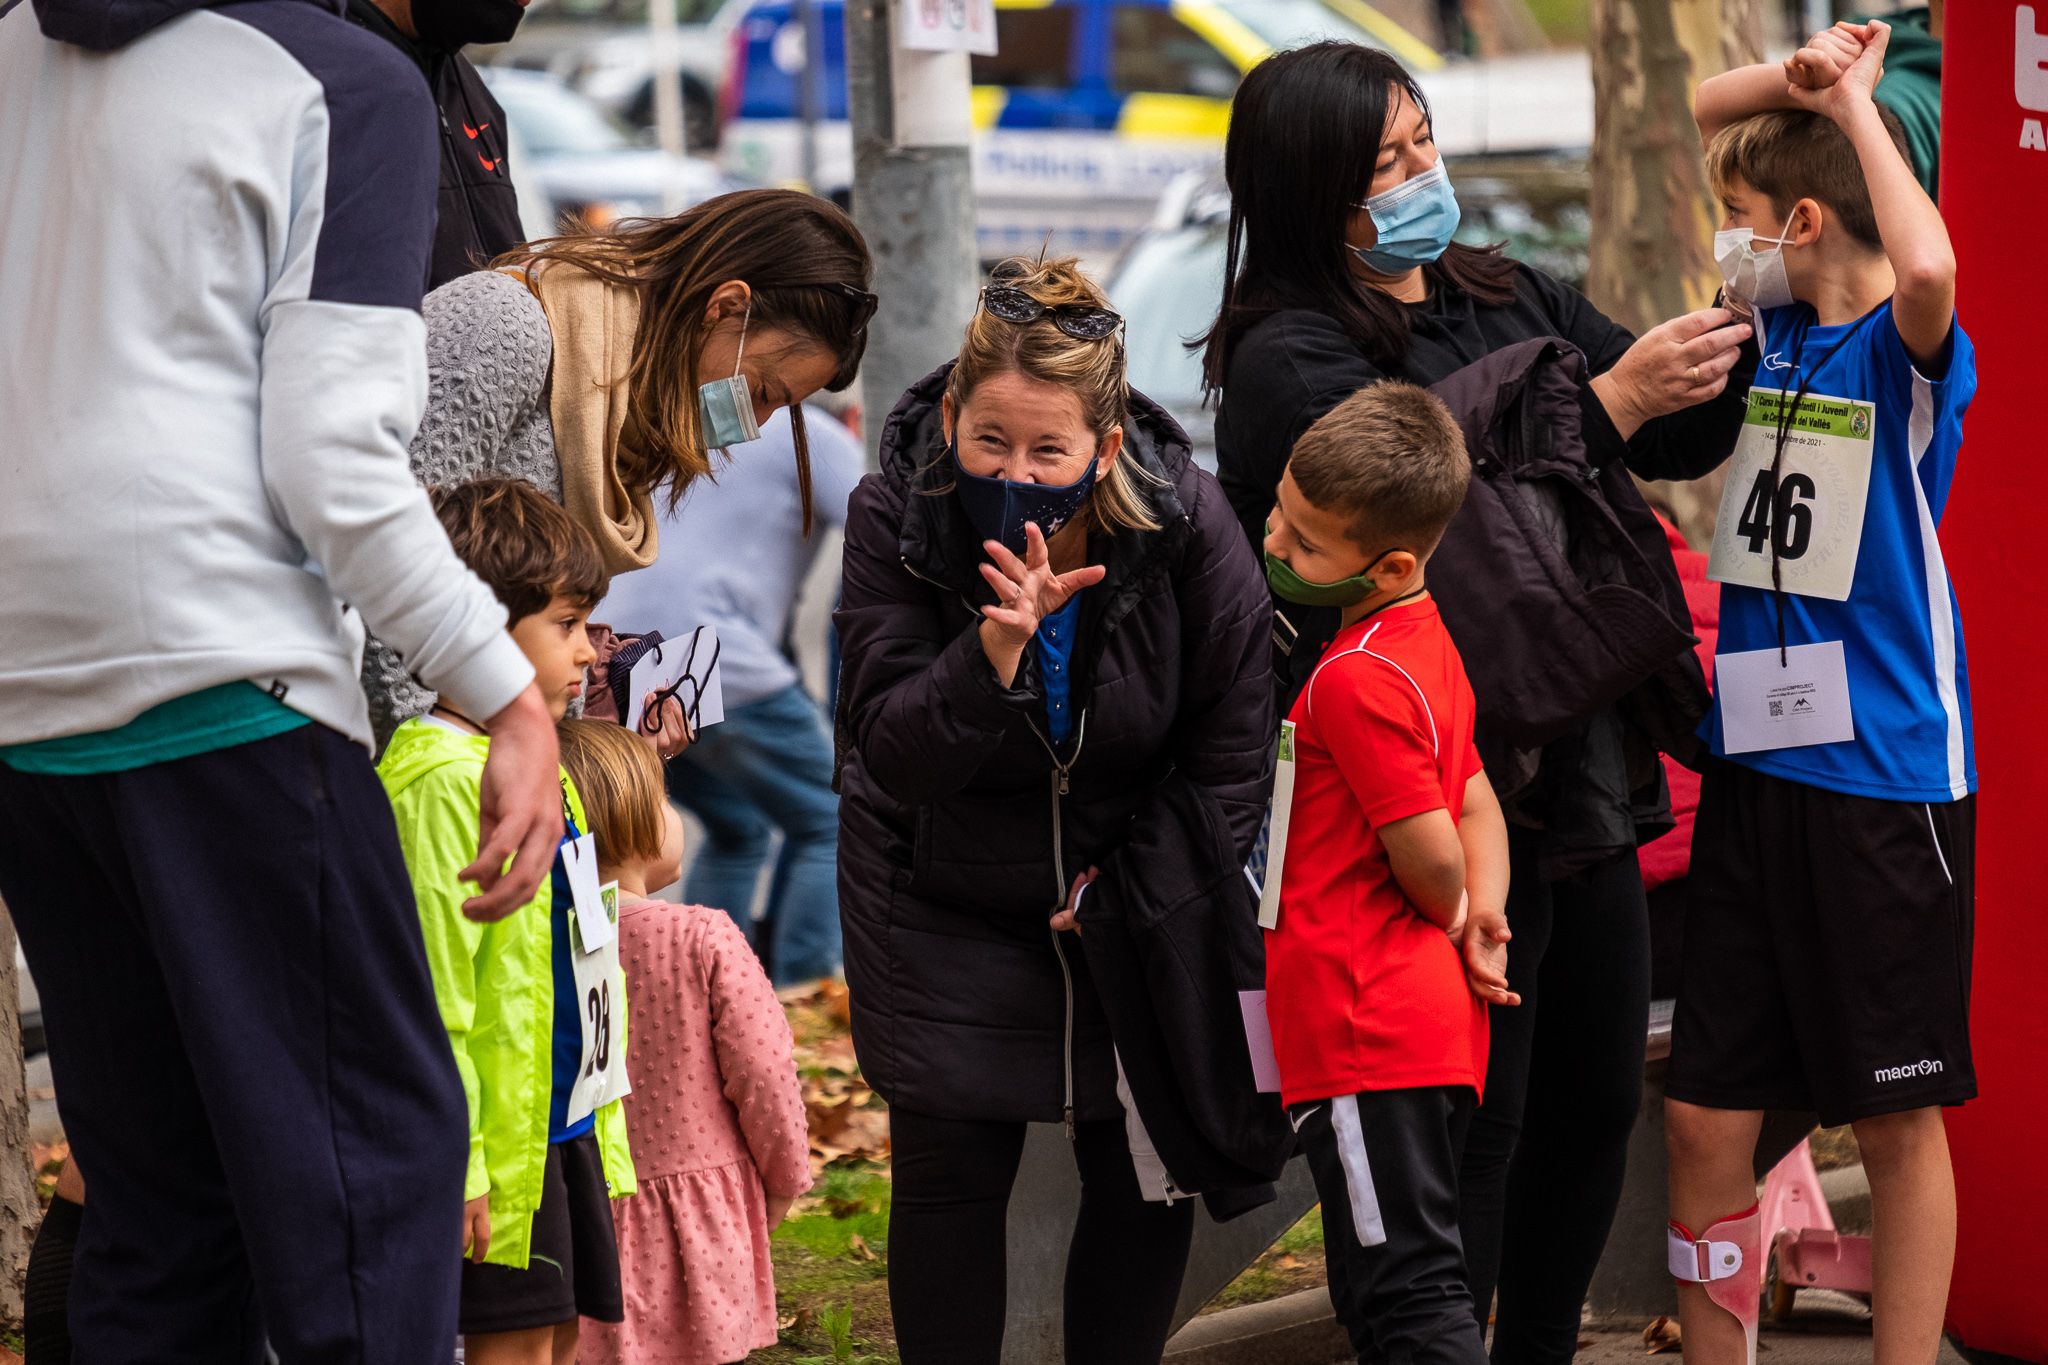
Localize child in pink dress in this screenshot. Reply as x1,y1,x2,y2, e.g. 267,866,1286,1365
557,720,813,1365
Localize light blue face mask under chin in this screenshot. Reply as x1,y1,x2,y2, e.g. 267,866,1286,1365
1349,161,1462,276
697,305,763,449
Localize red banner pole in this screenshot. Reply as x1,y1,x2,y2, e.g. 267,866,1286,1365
1939,6,2048,1360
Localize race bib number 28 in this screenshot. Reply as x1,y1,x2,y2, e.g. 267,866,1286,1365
1706,388,1877,603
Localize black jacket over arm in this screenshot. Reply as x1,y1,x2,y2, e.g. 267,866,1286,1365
834,365,1287,1211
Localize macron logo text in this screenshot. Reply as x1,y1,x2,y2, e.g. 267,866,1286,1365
1873,1059,1945,1084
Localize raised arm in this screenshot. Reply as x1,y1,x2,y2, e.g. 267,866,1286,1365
833,479,1032,805
1790,21,1956,366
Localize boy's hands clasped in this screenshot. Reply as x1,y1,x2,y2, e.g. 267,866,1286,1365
1785,20,1888,114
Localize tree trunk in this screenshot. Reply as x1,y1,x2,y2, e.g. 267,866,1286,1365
1586,0,1764,545
0,902,38,1321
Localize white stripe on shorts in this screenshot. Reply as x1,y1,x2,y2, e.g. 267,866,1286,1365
1330,1094,1388,1248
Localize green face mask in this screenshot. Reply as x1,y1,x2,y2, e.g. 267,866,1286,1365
1263,547,1390,608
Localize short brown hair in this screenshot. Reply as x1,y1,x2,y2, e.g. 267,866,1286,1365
1289,381,1470,551
430,478,609,625
1706,108,1909,252
556,718,669,868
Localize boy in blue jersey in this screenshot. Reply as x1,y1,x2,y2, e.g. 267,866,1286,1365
1669,21,1974,1365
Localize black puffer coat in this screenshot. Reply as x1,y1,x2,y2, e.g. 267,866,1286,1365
834,364,1275,1137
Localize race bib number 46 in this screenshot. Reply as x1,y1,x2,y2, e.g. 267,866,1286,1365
1706,388,1877,603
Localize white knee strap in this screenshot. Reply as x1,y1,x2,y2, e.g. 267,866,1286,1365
1668,1203,1762,1365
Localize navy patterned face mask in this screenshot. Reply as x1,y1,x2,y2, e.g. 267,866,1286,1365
949,444,1099,558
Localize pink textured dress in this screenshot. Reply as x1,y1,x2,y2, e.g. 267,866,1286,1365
579,902,812,1365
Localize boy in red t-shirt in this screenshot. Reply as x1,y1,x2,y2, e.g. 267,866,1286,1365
1260,382,1517,1364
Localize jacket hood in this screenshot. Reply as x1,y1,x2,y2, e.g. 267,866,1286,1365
1879,9,1940,77
377,714,489,799
32,0,335,48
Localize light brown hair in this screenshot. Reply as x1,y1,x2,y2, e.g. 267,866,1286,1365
431,478,609,624
1289,381,1470,550
1706,108,1910,252
498,189,876,522
944,256,1163,536
556,718,669,868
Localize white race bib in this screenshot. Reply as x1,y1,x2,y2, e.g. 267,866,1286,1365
1256,722,1297,931
1715,641,1856,754
1706,388,1877,603
564,881,631,1127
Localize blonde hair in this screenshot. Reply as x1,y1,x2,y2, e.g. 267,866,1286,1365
556,719,668,868
945,256,1163,535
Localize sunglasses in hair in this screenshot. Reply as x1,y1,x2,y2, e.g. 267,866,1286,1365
978,285,1124,342
826,281,880,335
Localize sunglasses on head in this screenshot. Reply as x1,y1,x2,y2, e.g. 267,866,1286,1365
821,281,879,336
978,284,1124,342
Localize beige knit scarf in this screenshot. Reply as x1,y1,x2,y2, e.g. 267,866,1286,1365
526,262,660,575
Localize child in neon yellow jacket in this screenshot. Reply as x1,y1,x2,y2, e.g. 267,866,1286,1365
380,479,635,1365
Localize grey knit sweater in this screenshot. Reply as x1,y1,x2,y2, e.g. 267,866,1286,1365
362,270,564,747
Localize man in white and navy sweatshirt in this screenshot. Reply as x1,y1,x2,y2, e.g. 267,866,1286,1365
0,0,565,1358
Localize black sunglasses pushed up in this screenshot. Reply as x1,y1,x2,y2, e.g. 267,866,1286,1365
979,285,1124,342
826,281,879,336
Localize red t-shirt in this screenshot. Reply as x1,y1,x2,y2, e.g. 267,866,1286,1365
1263,599,1489,1108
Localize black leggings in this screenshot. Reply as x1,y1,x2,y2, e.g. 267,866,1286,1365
888,1108,1196,1365
1457,828,1650,1364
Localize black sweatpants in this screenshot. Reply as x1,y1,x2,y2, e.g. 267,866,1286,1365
1296,1089,1486,1365
1457,827,1650,1364
887,1107,1196,1365
0,725,470,1363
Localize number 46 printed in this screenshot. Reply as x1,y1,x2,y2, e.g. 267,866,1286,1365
1735,468,1816,561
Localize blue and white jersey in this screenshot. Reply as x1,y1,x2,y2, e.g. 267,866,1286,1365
1703,300,1977,802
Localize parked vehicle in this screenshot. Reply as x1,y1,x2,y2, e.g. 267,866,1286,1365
1104,158,1592,468
482,67,748,227
723,0,1455,257
482,0,739,149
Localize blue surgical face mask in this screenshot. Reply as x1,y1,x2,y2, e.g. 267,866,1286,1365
1349,161,1462,276
949,443,1100,559
697,305,762,449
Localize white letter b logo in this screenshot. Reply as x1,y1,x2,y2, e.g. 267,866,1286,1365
2020,6,2048,111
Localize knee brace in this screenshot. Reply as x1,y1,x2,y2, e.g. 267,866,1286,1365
1668,1203,1762,1364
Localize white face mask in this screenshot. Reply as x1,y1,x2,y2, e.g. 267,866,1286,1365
1713,209,1799,318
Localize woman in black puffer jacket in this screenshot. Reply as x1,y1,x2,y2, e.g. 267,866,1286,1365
833,257,1280,1365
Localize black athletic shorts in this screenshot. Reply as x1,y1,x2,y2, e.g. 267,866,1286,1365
1666,759,1977,1128
459,1132,623,1335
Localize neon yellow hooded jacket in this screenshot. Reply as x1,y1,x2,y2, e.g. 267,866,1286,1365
378,717,635,1270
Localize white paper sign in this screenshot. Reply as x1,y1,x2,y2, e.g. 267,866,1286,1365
561,832,614,952
624,626,725,734
1706,387,1877,603
564,882,631,1127
1238,990,1281,1093
1256,723,1297,931
898,0,997,55
1716,641,1856,754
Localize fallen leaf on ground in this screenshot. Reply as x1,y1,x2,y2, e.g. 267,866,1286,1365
848,1232,879,1261
1275,1253,1300,1271
1643,1316,1682,1354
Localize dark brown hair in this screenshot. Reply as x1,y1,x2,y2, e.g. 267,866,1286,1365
430,478,609,624
1289,381,1470,550
498,189,875,524
556,718,668,868
1200,42,1519,389
1706,107,1909,252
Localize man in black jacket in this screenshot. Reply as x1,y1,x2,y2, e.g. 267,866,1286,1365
347,0,531,287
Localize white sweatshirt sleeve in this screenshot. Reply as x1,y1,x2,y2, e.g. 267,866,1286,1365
253,33,533,724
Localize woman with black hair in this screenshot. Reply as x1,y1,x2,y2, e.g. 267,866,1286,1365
1205,42,1754,1365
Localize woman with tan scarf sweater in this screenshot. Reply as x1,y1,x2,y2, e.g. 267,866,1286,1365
363,188,876,746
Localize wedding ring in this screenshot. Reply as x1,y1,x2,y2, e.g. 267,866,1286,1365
1687,365,1701,384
